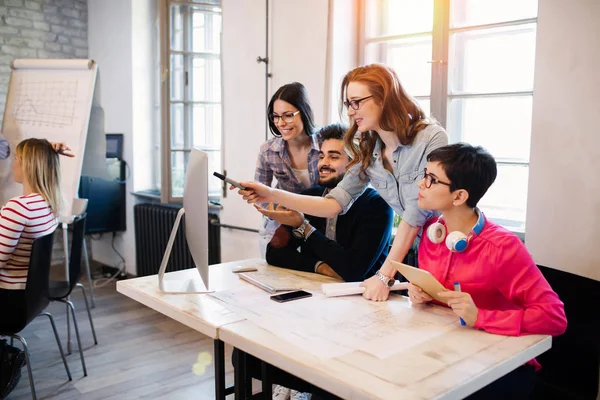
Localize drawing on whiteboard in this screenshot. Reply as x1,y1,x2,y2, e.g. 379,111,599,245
12,79,78,127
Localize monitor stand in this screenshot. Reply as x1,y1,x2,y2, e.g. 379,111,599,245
157,208,213,294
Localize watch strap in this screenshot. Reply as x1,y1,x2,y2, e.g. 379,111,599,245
375,269,394,288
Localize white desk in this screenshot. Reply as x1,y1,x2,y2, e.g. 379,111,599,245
117,259,552,400
116,259,337,338
116,259,257,399
220,297,551,400
116,262,247,338
116,259,338,399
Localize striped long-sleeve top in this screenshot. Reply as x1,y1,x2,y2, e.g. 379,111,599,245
0,193,58,290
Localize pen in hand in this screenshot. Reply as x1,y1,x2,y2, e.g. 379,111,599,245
453,282,467,326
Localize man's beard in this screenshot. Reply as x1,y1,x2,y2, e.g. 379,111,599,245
318,169,344,189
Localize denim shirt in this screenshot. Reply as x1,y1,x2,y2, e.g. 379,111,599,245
254,134,322,193
327,124,448,228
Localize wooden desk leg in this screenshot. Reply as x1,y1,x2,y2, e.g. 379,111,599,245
234,347,248,399
261,361,272,398
214,339,226,400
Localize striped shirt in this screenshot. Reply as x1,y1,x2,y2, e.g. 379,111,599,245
0,194,58,290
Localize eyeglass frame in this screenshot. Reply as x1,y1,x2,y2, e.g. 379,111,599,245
343,95,374,111
423,167,451,189
270,110,300,124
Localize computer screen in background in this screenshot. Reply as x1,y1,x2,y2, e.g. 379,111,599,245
105,133,123,159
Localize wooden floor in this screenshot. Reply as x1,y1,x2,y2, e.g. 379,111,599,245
6,277,237,399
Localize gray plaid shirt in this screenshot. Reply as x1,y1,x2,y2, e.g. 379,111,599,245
255,134,322,193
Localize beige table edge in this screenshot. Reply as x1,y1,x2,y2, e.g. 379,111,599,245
116,260,553,400
220,318,552,400
115,259,262,338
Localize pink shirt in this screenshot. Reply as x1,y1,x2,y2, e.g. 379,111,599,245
418,216,567,338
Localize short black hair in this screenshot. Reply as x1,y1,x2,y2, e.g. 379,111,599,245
427,143,497,208
319,123,347,142
267,82,316,138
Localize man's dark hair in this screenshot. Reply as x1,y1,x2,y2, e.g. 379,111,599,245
319,123,347,142
267,82,316,138
427,143,497,208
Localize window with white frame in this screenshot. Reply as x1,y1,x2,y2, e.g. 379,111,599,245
162,0,222,202
363,0,538,231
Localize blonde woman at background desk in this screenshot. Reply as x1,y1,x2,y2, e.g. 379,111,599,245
236,63,447,302
0,138,69,398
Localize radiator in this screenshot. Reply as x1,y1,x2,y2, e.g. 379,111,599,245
134,203,221,277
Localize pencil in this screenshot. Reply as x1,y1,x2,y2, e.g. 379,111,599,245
453,282,467,326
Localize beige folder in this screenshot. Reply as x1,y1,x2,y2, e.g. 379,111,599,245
389,260,450,303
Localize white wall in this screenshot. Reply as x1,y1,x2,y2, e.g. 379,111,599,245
87,0,156,275
270,0,330,125
526,0,600,281
220,0,332,262
328,0,359,123
132,0,159,194
220,0,267,262
87,0,134,274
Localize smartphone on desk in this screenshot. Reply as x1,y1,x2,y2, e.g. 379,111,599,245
270,290,312,303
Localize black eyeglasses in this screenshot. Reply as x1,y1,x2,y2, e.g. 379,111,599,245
270,111,300,124
423,168,451,188
343,95,373,110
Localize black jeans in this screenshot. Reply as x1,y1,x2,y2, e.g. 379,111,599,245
466,364,537,400
234,349,536,400
231,349,342,399
0,290,26,334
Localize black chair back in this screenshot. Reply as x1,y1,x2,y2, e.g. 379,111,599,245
2,232,56,333
67,214,87,295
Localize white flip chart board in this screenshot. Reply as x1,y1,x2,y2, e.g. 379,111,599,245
0,59,98,221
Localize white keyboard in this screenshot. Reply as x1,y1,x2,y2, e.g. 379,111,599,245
238,270,300,294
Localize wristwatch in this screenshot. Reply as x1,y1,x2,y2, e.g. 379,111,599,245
292,219,310,240
375,269,395,288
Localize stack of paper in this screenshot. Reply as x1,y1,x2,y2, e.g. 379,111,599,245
321,281,408,297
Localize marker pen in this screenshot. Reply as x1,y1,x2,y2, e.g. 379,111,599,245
454,281,466,326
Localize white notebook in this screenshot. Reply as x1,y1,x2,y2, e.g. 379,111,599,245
321,281,408,297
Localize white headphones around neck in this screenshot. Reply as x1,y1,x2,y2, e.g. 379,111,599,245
426,208,485,252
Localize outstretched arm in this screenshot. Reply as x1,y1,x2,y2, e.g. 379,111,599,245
236,181,343,218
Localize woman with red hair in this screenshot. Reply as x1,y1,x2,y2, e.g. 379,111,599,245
237,63,448,302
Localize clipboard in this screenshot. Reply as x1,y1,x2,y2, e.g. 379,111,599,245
388,260,449,303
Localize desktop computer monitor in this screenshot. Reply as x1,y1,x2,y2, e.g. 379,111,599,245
158,148,211,294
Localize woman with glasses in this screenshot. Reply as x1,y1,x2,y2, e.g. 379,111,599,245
255,82,320,259
237,64,448,302
253,82,320,399
411,143,566,399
